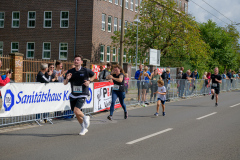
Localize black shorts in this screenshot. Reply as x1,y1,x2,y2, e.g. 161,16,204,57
211,86,220,94
140,82,149,89
70,97,86,111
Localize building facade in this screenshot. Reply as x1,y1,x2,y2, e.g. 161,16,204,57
0,0,188,63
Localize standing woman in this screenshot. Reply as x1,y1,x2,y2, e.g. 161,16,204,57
106,64,128,120
138,66,151,104
150,69,160,103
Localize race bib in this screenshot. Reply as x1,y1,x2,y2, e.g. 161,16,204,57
73,86,82,93
113,85,120,90
212,83,217,87
153,78,156,80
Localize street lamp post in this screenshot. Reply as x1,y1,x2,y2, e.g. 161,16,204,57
134,17,141,71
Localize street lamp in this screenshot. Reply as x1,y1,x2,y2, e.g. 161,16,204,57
134,17,141,71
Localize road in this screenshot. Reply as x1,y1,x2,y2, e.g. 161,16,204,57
0,90,240,160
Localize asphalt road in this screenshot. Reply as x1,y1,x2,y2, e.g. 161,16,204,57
0,90,240,160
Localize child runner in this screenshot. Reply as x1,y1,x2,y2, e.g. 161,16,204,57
124,73,130,93
154,80,166,116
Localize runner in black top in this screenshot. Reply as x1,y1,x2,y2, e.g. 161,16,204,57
64,54,96,135
106,64,128,120
210,67,222,106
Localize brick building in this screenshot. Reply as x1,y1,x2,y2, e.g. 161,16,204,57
0,0,188,64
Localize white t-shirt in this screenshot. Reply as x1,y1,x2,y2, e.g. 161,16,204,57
157,86,166,101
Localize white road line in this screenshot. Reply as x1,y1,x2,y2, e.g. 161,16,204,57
126,128,173,145
229,103,240,108
196,112,217,120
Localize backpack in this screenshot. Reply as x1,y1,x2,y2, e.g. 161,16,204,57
161,71,168,80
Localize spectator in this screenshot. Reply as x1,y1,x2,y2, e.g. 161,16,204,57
47,64,58,82
0,60,12,95
161,68,170,101
124,73,130,93
138,66,151,105
36,63,51,83
191,69,199,79
201,72,208,94
54,61,67,82
221,71,227,90
177,67,184,97
135,64,143,103
150,69,161,103
99,63,111,82
181,70,193,98
1,68,14,82
226,69,232,90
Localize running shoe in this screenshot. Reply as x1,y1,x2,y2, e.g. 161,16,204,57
84,116,90,128
211,95,214,100
124,112,128,119
162,112,165,116
107,115,112,121
215,103,218,107
145,101,150,105
79,127,88,136
154,112,159,116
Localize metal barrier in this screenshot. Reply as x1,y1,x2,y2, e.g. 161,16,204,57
1,79,239,127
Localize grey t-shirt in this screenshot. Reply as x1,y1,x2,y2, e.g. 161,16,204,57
99,69,111,82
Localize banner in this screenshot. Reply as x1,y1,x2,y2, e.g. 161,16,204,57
0,83,94,117
93,82,121,112
157,68,166,75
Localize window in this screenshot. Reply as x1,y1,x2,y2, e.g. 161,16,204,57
115,0,118,5
119,19,121,31
27,42,35,58
12,11,20,28
100,45,105,62
11,42,19,53
124,21,127,34
108,16,112,32
109,0,112,3
184,3,187,13
123,49,126,62
126,0,129,9
112,47,116,62
59,43,68,60
60,11,69,28
135,0,138,12
102,14,106,31
114,17,118,32
180,1,182,10
130,0,133,11
44,11,52,28
0,42,3,56
0,12,4,28
27,11,36,28
107,46,110,62
120,0,122,7
43,42,51,59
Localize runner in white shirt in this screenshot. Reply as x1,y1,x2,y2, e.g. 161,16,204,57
154,80,167,116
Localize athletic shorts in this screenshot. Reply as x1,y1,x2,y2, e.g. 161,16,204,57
140,82,149,89
211,86,220,95
70,97,86,111
157,98,166,104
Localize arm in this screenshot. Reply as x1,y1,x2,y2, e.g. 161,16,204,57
0,76,10,86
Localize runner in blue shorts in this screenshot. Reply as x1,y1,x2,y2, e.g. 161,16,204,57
154,80,166,116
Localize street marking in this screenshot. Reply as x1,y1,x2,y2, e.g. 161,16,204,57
229,103,240,108
196,112,217,120
126,128,173,145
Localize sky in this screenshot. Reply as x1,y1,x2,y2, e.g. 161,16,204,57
188,0,240,43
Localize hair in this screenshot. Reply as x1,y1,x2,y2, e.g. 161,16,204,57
107,63,111,67
204,72,207,75
40,63,48,70
154,69,159,75
100,66,103,70
157,79,164,85
166,68,170,72
75,54,84,60
206,72,211,77
113,64,125,74
55,60,62,67
48,63,54,68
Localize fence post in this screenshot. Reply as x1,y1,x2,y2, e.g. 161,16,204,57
9,52,24,82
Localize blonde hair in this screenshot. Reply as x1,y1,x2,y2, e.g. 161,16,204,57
166,68,170,72
157,79,164,85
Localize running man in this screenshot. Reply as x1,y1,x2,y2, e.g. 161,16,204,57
64,54,96,135
210,67,222,107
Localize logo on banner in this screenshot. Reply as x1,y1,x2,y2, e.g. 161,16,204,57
4,89,15,111
86,88,92,104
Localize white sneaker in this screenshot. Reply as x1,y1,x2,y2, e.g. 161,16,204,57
84,116,90,128
79,127,88,136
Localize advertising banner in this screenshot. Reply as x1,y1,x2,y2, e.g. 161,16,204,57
93,82,121,112
0,83,94,117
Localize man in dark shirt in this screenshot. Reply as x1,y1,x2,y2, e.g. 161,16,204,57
134,64,143,103
210,67,222,107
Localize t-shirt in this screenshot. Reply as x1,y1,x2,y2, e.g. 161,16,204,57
152,75,161,85
124,77,129,86
157,86,166,101
211,74,222,88
182,73,192,80
112,73,125,92
36,71,51,83
66,67,95,98
54,70,64,82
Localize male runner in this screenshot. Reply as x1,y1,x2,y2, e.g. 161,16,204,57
210,67,222,106
64,54,96,135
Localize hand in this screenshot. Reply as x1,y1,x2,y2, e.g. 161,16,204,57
83,80,90,87
66,73,72,80
109,79,113,83
48,71,53,76
108,75,113,79
6,73,12,79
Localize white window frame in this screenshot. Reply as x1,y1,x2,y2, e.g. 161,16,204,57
115,0,118,5
119,19,121,31
59,43,68,60
12,11,20,28
26,42,35,59
184,3,187,13
42,42,51,59
100,45,105,62
109,0,112,3
108,16,112,32
107,46,110,62
0,12,4,28
120,0,122,7
28,11,36,28
11,42,19,53
0,41,3,56
135,0,138,12
118,48,120,62
126,0,129,9
130,0,134,11
44,11,52,28
112,47,116,62
114,17,118,32
60,11,69,28
123,49,126,63
102,14,106,31
124,20,127,34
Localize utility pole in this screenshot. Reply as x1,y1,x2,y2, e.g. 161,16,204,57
120,0,125,68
